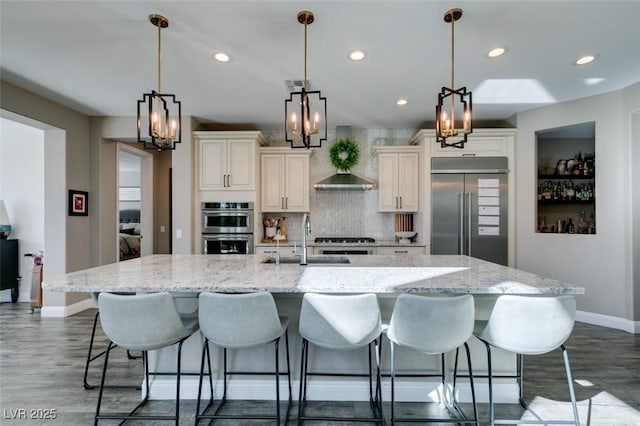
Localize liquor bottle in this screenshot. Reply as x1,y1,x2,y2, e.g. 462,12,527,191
567,218,575,234
587,213,596,234
577,211,587,234
566,180,575,201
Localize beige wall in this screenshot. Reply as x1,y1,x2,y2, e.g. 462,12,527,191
1,80,91,307
516,82,639,328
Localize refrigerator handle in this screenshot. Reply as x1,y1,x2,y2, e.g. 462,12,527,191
467,192,472,256
458,192,464,255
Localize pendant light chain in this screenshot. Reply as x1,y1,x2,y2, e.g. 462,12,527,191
157,21,162,94
303,19,308,90
450,10,455,127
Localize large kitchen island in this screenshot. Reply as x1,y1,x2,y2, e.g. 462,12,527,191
44,254,583,403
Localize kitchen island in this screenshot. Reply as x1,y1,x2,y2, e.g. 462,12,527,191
44,253,582,295
43,254,583,403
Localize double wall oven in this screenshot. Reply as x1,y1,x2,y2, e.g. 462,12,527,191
201,202,254,254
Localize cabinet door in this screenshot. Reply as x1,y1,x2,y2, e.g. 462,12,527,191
199,140,227,190
378,153,399,212
397,153,419,212
228,139,255,190
284,154,309,212
261,154,286,212
431,135,508,157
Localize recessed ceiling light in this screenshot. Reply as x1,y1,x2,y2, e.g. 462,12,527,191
396,99,408,106
214,52,230,63
487,46,508,58
349,50,366,61
575,54,598,65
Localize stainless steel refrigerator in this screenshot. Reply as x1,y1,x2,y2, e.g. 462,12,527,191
431,157,508,265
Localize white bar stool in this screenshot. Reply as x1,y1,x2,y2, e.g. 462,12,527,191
297,292,383,424
385,293,478,425
83,292,141,390
94,292,199,425
195,291,291,425
474,295,579,425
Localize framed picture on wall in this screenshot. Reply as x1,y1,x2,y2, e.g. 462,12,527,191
68,190,88,216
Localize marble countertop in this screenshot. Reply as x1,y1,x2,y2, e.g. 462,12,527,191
43,254,584,295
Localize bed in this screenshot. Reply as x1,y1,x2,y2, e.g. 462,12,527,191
119,209,141,261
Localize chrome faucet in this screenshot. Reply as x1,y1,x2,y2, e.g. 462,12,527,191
301,213,311,265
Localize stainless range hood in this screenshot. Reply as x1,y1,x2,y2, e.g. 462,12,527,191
314,172,376,190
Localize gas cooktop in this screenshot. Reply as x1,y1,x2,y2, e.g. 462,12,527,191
314,237,376,244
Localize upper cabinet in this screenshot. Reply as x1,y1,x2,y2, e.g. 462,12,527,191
376,147,420,212
261,148,310,212
195,131,266,191
410,128,515,158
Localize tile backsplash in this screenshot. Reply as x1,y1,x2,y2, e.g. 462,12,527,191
260,127,423,243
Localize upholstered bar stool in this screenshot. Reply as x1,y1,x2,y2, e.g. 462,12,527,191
474,295,579,426
94,292,199,425
297,292,383,424
195,291,292,425
385,293,478,425
83,292,141,390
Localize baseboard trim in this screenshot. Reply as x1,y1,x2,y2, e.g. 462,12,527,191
576,310,639,334
147,376,518,404
41,297,94,318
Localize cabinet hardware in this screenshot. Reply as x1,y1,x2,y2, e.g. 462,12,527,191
399,196,403,209
395,250,408,254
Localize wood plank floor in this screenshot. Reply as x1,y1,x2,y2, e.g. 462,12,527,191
1,302,639,425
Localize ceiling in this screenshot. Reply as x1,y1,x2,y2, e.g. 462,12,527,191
1,1,639,130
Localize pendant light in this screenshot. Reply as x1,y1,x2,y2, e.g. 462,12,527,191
435,8,473,149
285,11,327,149
137,14,182,151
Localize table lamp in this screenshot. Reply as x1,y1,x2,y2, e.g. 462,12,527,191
0,200,11,239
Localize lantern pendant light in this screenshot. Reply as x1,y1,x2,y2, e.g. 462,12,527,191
137,14,182,151
285,11,327,149
435,8,473,149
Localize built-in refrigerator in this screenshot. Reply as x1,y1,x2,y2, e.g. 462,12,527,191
431,157,508,265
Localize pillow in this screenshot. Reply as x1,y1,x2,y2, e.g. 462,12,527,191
120,227,136,235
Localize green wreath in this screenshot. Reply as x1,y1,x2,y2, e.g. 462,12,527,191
329,139,360,171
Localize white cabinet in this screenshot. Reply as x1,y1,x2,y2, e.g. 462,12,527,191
261,149,310,212
410,128,516,158
376,147,420,212
378,246,424,255
195,131,266,191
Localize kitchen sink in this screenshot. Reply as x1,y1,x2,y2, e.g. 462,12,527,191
262,256,351,264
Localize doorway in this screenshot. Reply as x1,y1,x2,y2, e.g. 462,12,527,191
117,144,153,260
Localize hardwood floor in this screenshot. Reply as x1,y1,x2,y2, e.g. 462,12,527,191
1,302,639,425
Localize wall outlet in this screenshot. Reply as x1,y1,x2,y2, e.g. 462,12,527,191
176,229,182,239
160,225,165,233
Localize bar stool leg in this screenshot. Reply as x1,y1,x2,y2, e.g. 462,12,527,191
562,345,580,425
390,341,396,425
297,338,308,425
484,342,495,426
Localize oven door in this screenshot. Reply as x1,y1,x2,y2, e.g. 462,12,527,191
202,234,254,255
202,210,254,234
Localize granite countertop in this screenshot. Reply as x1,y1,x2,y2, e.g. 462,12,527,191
256,240,426,247
43,254,584,295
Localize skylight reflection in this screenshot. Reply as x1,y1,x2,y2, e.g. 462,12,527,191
474,79,556,104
